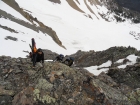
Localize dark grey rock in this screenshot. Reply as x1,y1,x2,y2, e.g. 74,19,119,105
0,95,12,105
71,46,139,67
0,47,140,105
5,36,18,41
136,57,140,63
42,49,58,60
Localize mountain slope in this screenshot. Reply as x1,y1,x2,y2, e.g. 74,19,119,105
0,1,140,104
100,0,140,23
0,0,140,58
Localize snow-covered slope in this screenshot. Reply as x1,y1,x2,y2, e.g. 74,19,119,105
0,0,140,58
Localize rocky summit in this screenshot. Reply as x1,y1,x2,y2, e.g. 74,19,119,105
0,48,140,105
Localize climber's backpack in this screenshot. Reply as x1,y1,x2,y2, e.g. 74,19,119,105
29,38,37,58
31,38,37,53
59,54,64,60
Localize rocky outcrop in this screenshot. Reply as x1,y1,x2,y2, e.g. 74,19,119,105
66,0,100,19
0,9,40,33
88,0,101,6
40,46,140,69
0,24,18,33
42,49,58,60
0,56,111,105
0,52,140,104
71,46,139,67
5,36,18,41
84,0,99,19
108,63,140,89
48,0,61,4
66,0,85,13
106,64,140,104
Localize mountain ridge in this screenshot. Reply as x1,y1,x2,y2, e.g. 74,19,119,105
0,50,140,104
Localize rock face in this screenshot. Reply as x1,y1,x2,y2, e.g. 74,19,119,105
108,63,140,89
71,46,139,67
0,56,111,105
42,49,58,60
32,46,132,67
0,53,140,105
106,64,140,104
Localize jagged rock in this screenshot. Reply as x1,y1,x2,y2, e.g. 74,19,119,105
0,24,18,33
0,95,13,105
136,57,140,63
128,88,140,104
42,49,58,60
0,55,140,104
123,58,130,64
108,64,140,89
12,87,35,105
98,72,119,87
0,85,14,96
71,46,139,67
48,0,61,4
107,67,120,76
5,36,18,41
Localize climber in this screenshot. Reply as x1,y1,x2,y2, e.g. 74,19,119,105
53,54,64,62
28,38,44,68
62,56,74,67
32,48,44,68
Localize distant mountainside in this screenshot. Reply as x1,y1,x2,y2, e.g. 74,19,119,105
116,0,140,13
100,0,140,23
